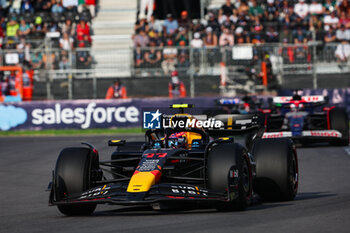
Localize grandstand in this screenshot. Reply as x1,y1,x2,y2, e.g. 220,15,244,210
0,0,350,100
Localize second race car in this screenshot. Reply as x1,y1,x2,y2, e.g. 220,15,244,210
262,94,349,146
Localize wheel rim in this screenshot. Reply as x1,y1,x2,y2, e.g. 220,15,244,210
289,152,298,192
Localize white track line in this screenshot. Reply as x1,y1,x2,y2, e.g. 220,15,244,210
344,147,350,157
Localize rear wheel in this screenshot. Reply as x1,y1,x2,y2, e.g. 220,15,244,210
252,138,298,202
55,147,100,216
207,143,252,211
329,108,349,146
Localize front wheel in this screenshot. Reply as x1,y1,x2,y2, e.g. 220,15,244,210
207,143,252,211
54,147,100,216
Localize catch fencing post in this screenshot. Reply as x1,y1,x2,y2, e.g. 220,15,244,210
312,31,318,89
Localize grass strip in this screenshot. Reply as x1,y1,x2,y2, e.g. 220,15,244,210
0,128,143,136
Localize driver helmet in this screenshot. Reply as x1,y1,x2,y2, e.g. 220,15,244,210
168,132,188,148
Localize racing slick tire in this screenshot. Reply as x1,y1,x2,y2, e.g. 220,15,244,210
252,138,298,202
54,147,99,216
329,108,349,146
207,143,252,211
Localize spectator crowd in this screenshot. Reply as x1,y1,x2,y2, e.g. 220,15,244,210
0,0,97,71
133,0,350,73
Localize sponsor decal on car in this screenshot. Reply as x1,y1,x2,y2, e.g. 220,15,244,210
262,132,292,138
302,130,342,138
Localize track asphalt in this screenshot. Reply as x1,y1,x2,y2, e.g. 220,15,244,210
1,135,350,233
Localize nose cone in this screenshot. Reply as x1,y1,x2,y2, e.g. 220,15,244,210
127,170,161,192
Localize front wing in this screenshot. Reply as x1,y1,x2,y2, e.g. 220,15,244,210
262,130,342,141
49,183,232,206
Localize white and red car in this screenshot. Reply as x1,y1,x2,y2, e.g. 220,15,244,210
261,95,349,146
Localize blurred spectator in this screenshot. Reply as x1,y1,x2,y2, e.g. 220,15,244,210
85,0,96,18
294,0,309,20
294,27,308,44
52,1,64,13
78,0,85,13
190,32,203,69
207,12,220,35
161,40,177,74
219,28,234,46
134,45,145,69
0,74,8,96
265,0,278,22
144,41,162,69
234,26,249,44
250,22,265,44
106,80,127,99
324,11,339,29
16,37,31,66
168,70,186,98
192,19,205,33
324,26,337,43
177,40,190,70
76,19,91,43
163,13,178,38
335,40,350,62
139,0,154,21
178,11,191,30
7,72,16,95
43,52,58,70
309,15,322,32
249,0,263,20
77,34,91,47
135,16,148,33
337,0,350,15
265,26,279,43
148,15,162,33
30,52,43,69
32,16,47,39
62,19,76,37
219,0,235,19
204,27,218,46
219,14,235,32
60,32,74,51
21,0,34,14
63,0,78,12
133,29,150,47
336,24,350,41
279,26,293,43
237,1,249,15
6,17,19,41
18,18,31,37
76,49,92,69
148,29,163,46
309,0,323,16
10,0,21,14
323,0,336,13
339,12,350,28
175,27,188,46
59,55,70,70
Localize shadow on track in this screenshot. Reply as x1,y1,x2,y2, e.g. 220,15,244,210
295,192,336,201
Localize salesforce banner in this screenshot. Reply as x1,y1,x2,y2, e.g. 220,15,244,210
0,98,216,131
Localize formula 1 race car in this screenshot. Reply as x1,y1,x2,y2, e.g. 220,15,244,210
49,104,298,216
262,95,349,146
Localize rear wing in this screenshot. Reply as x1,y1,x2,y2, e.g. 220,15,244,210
273,95,328,106
206,114,264,138
216,98,241,106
